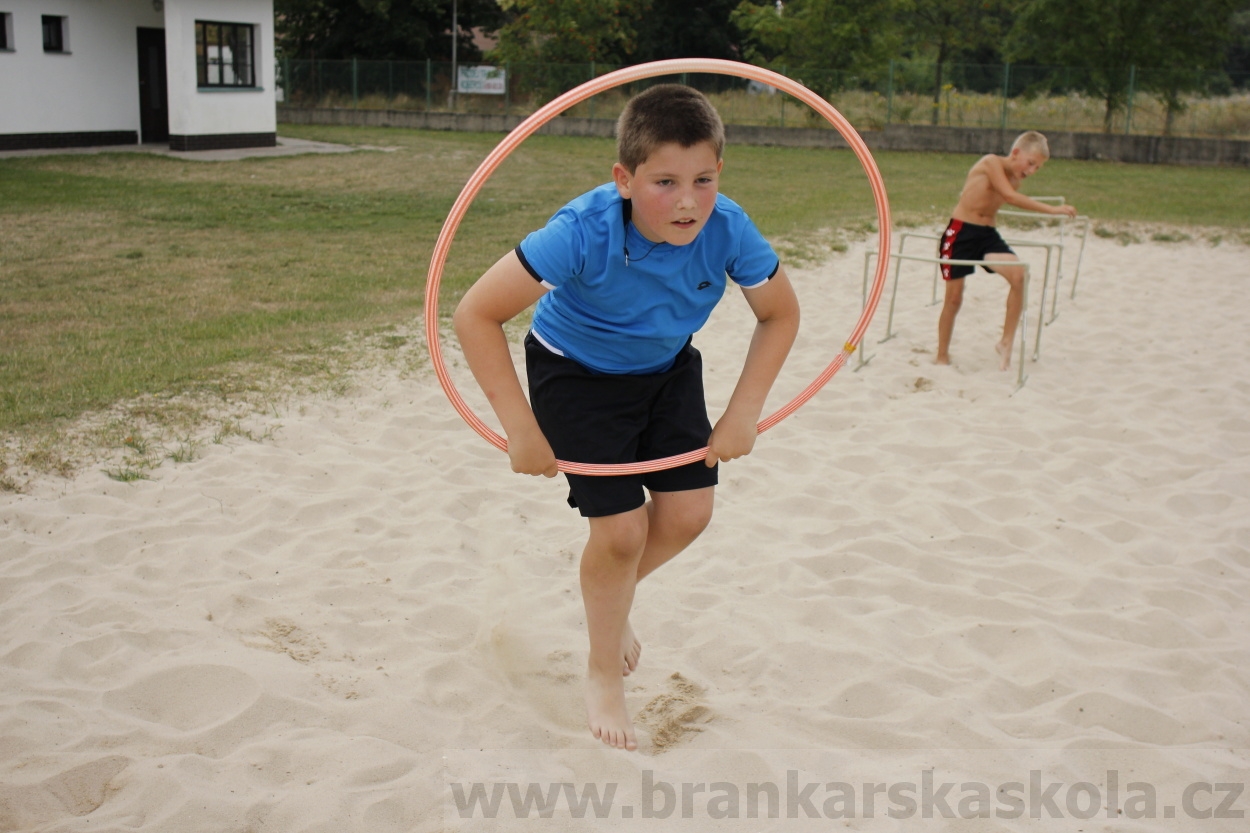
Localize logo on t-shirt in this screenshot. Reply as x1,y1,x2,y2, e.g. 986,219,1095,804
696,281,713,290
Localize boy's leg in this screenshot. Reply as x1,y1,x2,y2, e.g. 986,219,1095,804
581,506,649,751
616,486,715,676
636,486,715,582
986,254,1026,371
936,278,964,365
580,486,714,751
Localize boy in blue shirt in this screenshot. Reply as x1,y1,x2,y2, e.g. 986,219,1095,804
454,84,800,751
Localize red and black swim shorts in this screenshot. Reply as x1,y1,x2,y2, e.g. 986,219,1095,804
939,219,1015,280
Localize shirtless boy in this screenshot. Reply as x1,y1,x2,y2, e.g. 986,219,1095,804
936,131,1077,370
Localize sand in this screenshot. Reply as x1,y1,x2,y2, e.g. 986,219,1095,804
2,227,1248,832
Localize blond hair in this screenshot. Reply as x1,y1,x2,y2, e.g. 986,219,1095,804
615,84,725,173
1012,130,1050,158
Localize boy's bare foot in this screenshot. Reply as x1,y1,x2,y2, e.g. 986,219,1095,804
622,619,641,676
934,353,951,366
994,340,1012,371
586,663,637,750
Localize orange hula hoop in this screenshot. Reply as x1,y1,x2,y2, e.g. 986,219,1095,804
425,58,892,476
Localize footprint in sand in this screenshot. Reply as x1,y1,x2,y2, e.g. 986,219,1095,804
0,755,129,830
248,617,326,664
487,623,583,728
635,672,712,752
489,623,713,749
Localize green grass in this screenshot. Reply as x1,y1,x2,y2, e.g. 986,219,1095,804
2,124,1248,487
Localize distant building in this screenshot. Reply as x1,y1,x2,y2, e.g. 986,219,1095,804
1,0,277,151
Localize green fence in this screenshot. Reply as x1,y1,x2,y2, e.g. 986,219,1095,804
277,58,1250,140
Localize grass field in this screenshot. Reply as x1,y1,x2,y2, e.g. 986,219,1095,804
3,124,1248,487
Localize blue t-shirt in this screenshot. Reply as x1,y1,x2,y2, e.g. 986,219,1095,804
516,183,779,374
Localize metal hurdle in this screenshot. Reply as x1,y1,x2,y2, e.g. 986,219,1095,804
998,198,1092,314
857,248,1031,390
852,201,1088,391
883,230,1061,362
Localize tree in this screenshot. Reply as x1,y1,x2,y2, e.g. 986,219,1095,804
629,0,745,64
1009,0,1238,131
491,0,747,67
1148,0,1241,132
730,0,900,92
897,0,1012,124
275,0,502,61
491,0,649,66
1230,5,1250,80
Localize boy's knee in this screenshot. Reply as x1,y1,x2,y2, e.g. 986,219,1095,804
589,510,649,559
651,488,714,544
674,499,715,548
990,260,1024,287
942,284,964,311
677,501,714,541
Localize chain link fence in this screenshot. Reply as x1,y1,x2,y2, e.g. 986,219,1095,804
277,58,1250,140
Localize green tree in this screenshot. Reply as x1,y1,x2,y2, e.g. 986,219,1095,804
1010,0,1238,131
1147,0,1242,132
1229,3,1250,78
492,0,648,65
729,0,787,66
275,0,502,61
730,0,900,92
898,0,1012,124
629,0,745,64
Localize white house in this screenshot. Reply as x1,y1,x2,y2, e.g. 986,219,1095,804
1,0,276,151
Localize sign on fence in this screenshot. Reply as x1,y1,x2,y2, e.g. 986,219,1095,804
457,65,506,95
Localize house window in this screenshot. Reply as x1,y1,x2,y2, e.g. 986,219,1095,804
1,13,13,51
42,15,68,52
196,21,255,87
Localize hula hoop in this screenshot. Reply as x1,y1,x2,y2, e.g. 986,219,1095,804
425,58,892,476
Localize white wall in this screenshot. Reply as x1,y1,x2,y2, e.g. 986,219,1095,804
0,0,276,141
0,0,163,135
165,0,275,137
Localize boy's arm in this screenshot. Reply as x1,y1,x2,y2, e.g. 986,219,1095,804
986,158,1078,218
452,250,559,478
706,265,801,466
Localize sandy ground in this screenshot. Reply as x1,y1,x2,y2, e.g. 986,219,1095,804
2,226,1248,832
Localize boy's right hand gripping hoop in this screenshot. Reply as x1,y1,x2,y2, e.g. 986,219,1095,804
425,58,893,476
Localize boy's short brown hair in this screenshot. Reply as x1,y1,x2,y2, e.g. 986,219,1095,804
1011,130,1050,158
615,84,725,173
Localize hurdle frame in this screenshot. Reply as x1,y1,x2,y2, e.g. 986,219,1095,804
882,231,1060,362
997,198,1092,311
857,249,1031,390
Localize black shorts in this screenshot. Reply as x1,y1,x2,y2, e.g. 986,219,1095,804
524,333,718,518
939,219,1015,280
